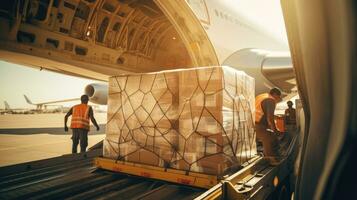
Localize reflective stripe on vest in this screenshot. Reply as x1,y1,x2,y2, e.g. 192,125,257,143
255,93,275,123
71,104,90,130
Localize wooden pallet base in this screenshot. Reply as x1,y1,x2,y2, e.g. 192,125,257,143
94,157,218,189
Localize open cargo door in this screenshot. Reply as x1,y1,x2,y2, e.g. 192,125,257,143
0,0,219,80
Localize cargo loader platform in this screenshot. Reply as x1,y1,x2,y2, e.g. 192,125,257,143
0,149,204,200
196,133,298,199
0,133,297,200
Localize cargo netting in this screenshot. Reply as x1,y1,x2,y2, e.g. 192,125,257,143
104,66,256,176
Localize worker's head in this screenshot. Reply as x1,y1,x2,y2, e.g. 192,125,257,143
287,100,293,108
81,95,89,104
269,88,282,103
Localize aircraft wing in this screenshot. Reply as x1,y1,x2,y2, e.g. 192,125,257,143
24,95,79,106
32,98,80,105
223,49,296,94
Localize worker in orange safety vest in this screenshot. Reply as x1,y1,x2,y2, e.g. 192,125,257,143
255,88,283,157
285,100,297,128
64,95,100,153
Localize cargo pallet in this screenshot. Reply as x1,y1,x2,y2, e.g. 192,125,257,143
95,157,220,189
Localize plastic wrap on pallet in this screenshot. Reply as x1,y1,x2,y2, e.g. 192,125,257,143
104,66,256,175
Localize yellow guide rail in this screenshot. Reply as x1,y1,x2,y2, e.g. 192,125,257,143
95,157,219,189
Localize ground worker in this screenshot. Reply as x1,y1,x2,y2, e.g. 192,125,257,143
285,100,297,132
255,88,283,157
285,100,296,124
64,95,100,153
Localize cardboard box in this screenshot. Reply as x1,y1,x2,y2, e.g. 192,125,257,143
127,148,160,166
104,66,256,175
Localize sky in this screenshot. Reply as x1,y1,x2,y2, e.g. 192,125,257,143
0,61,98,109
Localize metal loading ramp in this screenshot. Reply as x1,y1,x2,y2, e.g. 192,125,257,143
0,150,204,200
0,132,297,200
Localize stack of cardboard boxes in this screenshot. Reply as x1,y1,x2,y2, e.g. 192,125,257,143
104,66,256,176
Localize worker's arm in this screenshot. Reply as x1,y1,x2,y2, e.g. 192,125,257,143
89,107,100,131
64,108,73,132
265,100,279,133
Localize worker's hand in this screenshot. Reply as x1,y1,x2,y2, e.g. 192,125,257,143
64,126,68,132
268,128,284,137
277,131,285,136
275,131,285,140
96,126,100,131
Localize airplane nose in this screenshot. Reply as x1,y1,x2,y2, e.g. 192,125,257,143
85,85,95,97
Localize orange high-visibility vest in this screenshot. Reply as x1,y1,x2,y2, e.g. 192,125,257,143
71,104,90,130
255,93,275,123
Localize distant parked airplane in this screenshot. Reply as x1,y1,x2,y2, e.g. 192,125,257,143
23,95,107,113
23,95,79,110
0,101,34,114
4,101,10,111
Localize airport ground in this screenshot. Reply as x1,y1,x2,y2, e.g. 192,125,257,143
0,113,107,167
0,113,107,129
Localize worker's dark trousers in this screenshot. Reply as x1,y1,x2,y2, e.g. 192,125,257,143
71,128,88,153
255,125,279,157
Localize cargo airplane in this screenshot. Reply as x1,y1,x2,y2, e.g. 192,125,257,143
0,0,295,106
0,0,297,197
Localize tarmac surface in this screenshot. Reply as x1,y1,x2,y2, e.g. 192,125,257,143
0,113,107,129
0,133,105,167
0,113,107,167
